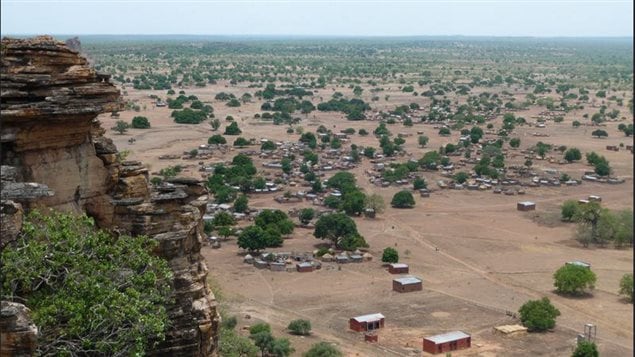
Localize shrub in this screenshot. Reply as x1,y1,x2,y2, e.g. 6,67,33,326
561,200,580,221
287,319,312,336
303,342,342,357
572,341,599,357
391,190,415,208
224,122,242,135
381,247,399,263
518,297,560,332
619,273,633,303
208,134,227,145
131,116,151,129
553,264,597,295
0,211,172,356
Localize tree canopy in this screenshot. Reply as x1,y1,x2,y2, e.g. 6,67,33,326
553,264,597,295
518,297,561,332
1,210,173,356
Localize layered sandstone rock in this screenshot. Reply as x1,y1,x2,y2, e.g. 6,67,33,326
0,301,38,357
0,36,218,356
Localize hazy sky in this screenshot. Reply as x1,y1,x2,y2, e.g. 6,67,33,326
2,0,633,37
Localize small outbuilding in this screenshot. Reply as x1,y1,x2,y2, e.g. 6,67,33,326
566,260,591,269
321,253,334,262
350,254,363,263
254,260,268,269
270,262,286,272
349,313,385,332
588,195,601,202
388,263,409,274
423,331,471,354
296,262,314,273
243,254,254,264
336,255,350,264
392,276,423,293
517,201,536,211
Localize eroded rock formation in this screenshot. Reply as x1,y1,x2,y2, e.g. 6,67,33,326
0,36,219,356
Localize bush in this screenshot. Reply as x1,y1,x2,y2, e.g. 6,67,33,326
224,121,242,135
572,341,599,357
553,264,597,295
287,319,312,335
619,273,633,303
0,211,172,356
249,323,271,336
561,200,580,221
208,134,227,145
564,148,582,162
172,108,207,124
303,342,342,357
518,297,560,332
413,177,427,190
233,137,251,147
222,316,238,330
382,247,399,263
131,116,151,129
391,190,415,208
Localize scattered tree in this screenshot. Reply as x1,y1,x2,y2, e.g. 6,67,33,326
553,264,597,295
382,247,399,263
111,120,130,134
287,319,312,336
518,297,561,332
391,190,415,208
619,273,633,303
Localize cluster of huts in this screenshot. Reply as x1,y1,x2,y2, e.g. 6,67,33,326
244,251,321,273
243,249,374,273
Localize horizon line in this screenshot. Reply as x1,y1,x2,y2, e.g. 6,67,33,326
4,33,634,39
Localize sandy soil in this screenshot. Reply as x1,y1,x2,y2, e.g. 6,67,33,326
100,81,633,356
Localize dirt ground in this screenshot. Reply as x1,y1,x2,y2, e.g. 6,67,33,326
101,81,633,356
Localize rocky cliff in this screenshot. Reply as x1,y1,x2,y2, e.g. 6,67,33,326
0,36,219,356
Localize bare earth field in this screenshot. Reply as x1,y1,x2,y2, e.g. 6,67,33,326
101,81,633,356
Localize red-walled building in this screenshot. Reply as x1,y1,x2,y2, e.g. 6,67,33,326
423,331,471,354
388,263,409,274
349,313,385,332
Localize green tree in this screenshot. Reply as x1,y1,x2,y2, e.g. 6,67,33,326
564,148,582,162
261,140,276,151
303,342,342,357
314,213,361,248
438,127,451,136
299,208,315,225
572,341,599,357
342,190,367,216
255,209,294,235
281,157,292,174
213,211,236,226
252,331,274,357
219,328,259,357
518,297,561,332
453,171,469,184
238,226,270,252
591,129,608,138
234,194,249,213
0,211,172,356
553,264,597,295
287,319,312,336
391,190,415,208
270,338,294,357
227,98,241,107
111,120,130,134
509,138,521,148
208,134,227,145
234,137,251,147
249,323,272,336
619,273,633,303
418,135,429,147
561,200,580,222
131,116,151,129
326,171,357,193
225,122,242,135
382,247,399,263
413,177,427,190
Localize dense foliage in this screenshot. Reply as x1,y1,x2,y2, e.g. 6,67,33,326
1,210,173,356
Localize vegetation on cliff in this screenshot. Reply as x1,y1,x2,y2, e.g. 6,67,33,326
1,210,173,355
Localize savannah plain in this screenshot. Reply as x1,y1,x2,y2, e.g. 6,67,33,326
89,38,633,356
